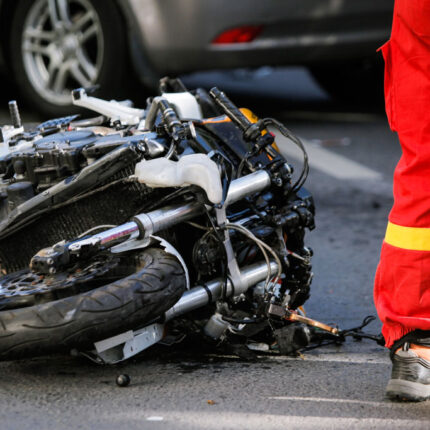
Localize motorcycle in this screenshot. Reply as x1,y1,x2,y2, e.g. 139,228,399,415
0,77,348,364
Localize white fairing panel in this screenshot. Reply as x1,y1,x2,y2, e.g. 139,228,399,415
134,154,222,204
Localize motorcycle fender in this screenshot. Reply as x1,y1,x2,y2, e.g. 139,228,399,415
111,235,190,290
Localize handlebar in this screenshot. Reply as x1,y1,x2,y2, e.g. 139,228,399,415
209,87,281,162
209,87,260,141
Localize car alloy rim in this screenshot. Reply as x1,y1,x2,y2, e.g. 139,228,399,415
21,0,104,106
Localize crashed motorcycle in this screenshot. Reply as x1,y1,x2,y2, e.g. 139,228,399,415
0,78,351,364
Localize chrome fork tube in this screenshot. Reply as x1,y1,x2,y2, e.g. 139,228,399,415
134,201,203,239
68,170,271,251
96,222,139,246
225,170,271,206
134,170,270,239
69,202,203,252
165,260,278,321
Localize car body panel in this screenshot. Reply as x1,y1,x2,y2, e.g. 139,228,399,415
125,0,393,74
0,0,394,101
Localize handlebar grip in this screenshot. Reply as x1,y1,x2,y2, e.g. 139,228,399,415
209,87,259,140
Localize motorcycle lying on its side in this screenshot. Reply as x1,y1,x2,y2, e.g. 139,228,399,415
0,78,339,363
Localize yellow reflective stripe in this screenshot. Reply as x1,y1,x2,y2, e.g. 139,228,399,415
385,221,430,251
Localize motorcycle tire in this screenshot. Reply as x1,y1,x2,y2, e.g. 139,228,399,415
0,247,186,361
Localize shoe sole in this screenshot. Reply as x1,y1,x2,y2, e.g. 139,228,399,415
386,379,430,402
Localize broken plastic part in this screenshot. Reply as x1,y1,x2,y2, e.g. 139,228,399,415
134,153,223,205
72,88,145,126
93,323,164,364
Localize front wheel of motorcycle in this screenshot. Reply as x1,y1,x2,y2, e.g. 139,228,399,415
0,248,186,361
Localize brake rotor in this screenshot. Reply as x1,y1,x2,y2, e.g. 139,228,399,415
0,253,121,310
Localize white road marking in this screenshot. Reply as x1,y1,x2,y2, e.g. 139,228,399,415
268,396,389,406
269,127,383,181
107,411,427,429
146,416,164,421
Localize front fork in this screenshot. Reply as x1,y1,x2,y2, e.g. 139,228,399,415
30,170,272,275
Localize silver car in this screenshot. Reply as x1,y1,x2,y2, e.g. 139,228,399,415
0,0,393,115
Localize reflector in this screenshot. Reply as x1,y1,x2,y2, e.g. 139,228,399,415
212,26,263,44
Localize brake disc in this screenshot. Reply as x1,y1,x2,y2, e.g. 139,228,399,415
0,253,121,310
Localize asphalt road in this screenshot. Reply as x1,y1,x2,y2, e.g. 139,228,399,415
1,68,428,429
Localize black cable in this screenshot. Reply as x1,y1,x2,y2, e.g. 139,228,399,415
203,206,230,299
339,315,376,336
262,118,309,192
235,151,252,179
248,199,268,222
137,187,194,213
338,315,385,346
221,315,263,324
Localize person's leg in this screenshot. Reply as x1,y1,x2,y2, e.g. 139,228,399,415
374,0,430,401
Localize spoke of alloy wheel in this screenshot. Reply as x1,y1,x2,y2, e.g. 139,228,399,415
48,0,71,29
39,4,50,25
46,60,60,89
56,0,72,26
23,41,50,57
72,10,95,32
48,0,61,28
70,62,91,87
24,27,56,42
79,22,98,43
52,62,70,93
75,48,97,81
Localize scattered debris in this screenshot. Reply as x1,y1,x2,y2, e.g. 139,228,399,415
115,374,131,387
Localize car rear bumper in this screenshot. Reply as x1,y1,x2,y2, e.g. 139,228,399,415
126,0,393,74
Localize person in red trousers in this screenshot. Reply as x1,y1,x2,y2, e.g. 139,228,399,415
374,0,430,401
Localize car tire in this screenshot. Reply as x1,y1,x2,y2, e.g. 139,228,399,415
310,58,385,106
9,0,129,117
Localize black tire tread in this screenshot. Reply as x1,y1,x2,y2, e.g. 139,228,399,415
0,248,186,360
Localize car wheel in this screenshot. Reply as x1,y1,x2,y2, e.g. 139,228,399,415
310,58,384,106
10,0,128,117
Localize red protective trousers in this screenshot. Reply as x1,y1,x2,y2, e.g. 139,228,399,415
374,0,430,347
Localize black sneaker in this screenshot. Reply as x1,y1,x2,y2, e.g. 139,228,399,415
386,343,430,401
